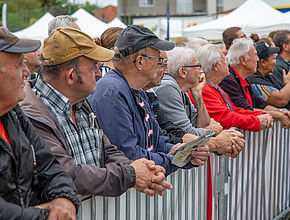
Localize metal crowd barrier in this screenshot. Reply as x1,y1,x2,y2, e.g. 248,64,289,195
78,121,290,220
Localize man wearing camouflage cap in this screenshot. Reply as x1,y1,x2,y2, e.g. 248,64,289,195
20,27,171,197
0,27,80,219
88,25,210,176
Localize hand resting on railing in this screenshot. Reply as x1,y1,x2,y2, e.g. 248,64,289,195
258,114,273,130
130,158,172,196
206,129,245,158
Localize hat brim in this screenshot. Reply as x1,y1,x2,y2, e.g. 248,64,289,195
3,39,41,53
268,46,280,54
85,44,115,62
150,39,175,51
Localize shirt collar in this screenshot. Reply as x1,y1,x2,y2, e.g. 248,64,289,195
231,66,249,89
33,78,72,114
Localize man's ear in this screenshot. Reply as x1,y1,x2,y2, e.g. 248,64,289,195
240,55,247,65
135,55,143,71
65,67,75,86
213,62,219,72
283,42,290,52
178,67,187,79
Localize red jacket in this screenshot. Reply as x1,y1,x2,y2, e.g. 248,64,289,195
188,83,265,131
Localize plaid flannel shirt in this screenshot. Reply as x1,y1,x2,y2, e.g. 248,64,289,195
33,78,101,166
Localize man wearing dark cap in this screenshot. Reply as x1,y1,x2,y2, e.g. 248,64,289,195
20,27,171,197
88,25,210,176
0,27,80,219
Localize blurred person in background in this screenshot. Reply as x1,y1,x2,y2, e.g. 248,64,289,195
185,37,208,52
222,26,246,54
24,48,41,80
48,15,80,35
95,27,123,76
271,30,290,90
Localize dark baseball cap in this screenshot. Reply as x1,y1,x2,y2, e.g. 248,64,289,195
0,27,41,53
255,41,280,60
115,25,175,57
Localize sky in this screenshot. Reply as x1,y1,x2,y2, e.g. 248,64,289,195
68,0,117,7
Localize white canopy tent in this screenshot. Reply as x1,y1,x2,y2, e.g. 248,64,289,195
183,0,284,40
246,11,290,36
107,18,127,28
72,8,108,38
13,12,54,42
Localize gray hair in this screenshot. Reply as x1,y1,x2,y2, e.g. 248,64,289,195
185,38,208,52
227,38,254,66
167,47,195,78
48,15,78,35
196,44,222,74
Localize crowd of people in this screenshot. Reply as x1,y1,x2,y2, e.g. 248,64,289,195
0,14,289,219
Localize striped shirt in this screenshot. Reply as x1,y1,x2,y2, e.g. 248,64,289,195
33,78,101,166
250,83,278,101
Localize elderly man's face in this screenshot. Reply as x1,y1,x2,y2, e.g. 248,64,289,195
147,51,168,88
142,47,161,82
218,50,229,78
24,48,41,73
0,52,30,110
245,45,259,74
184,55,204,88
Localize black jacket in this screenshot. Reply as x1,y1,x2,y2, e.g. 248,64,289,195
0,105,80,220
219,66,268,110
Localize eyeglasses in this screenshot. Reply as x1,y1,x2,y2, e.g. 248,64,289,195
134,54,164,63
182,64,202,70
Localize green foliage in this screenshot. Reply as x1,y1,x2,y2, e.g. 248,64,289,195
0,0,98,31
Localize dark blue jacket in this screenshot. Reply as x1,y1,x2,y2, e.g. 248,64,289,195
88,69,193,176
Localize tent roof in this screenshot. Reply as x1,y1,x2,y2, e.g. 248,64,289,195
246,11,290,36
13,12,54,42
183,0,283,40
72,8,108,38
107,18,127,28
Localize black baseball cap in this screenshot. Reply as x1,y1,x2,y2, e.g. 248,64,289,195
0,27,41,53
115,25,175,57
255,41,280,60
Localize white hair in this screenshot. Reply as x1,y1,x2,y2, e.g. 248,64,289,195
227,38,254,66
48,15,78,35
167,47,195,78
185,38,209,52
196,44,222,74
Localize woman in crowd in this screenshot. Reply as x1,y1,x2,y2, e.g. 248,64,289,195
247,40,290,109
95,27,123,76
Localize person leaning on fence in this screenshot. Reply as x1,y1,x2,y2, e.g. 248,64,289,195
154,47,245,157
247,41,290,113
195,44,270,132
219,38,290,129
88,25,210,176
0,27,80,220
20,27,171,197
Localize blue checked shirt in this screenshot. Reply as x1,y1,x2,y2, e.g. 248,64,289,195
33,78,101,166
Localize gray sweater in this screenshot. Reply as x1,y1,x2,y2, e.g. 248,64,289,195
154,75,207,136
